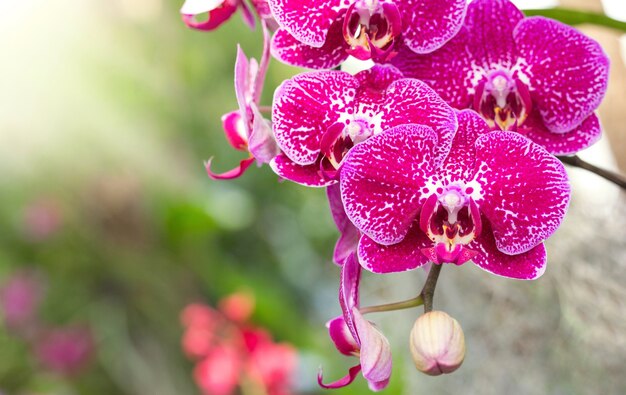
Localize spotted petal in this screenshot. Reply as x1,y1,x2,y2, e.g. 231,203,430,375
272,71,359,165
441,110,490,182
469,219,547,280
514,17,609,133
391,0,523,108
340,125,439,245
380,78,458,165
271,25,348,69
399,0,466,54
472,131,570,255
358,227,430,274
521,111,601,156
268,0,345,47
270,154,334,187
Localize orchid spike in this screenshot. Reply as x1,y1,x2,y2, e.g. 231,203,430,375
269,0,467,69
340,110,570,280
319,254,392,391
391,0,609,156
270,64,457,187
206,23,280,180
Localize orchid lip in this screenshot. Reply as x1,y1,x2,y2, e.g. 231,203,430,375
342,0,401,61
419,186,482,265
474,69,532,131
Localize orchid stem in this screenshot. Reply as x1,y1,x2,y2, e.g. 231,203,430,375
360,263,444,315
360,294,424,314
421,263,442,313
558,155,626,190
523,8,626,33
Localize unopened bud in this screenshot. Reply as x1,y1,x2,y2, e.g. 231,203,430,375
409,311,465,376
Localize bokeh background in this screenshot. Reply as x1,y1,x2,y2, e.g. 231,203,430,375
0,0,624,394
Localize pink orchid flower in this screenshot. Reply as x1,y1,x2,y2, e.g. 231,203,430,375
206,24,280,179
340,110,570,279
319,254,392,391
269,0,467,69
270,64,456,187
391,0,609,155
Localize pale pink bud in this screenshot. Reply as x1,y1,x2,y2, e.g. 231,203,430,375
409,311,465,376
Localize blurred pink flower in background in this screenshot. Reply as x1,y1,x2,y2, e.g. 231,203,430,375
0,270,44,332
22,199,63,241
35,325,94,377
181,292,298,395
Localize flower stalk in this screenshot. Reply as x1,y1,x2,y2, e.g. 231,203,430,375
558,155,626,190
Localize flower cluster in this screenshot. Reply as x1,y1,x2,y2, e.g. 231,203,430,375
180,292,298,395
181,0,609,390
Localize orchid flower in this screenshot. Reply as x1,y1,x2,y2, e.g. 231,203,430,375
181,0,256,31
206,23,280,179
270,64,457,186
269,0,467,69
391,0,609,156
319,253,392,391
340,110,570,279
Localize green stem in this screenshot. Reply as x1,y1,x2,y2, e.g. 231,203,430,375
422,264,442,313
360,263,444,315
360,294,424,314
523,8,626,32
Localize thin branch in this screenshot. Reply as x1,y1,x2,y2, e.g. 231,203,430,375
421,264,442,313
523,8,626,32
558,155,626,190
360,294,423,314
360,263,444,315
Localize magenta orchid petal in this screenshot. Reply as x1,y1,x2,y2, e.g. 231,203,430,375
272,71,359,165
328,184,360,265
268,0,345,47
327,316,360,356
234,45,254,129
340,125,439,245
391,0,608,155
221,110,248,151
318,364,362,389
270,155,335,187
469,220,547,280
399,0,466,54
248,104,279,164
271,26,348,69
352,307,392,391
181,0,239,31
441,110,490,182
462,0,523,65
522,111,602,156
473,131,570,255
514,17,609,133
358,229,430,273
205,157,255,180
380,78,458,165
390,38,473,109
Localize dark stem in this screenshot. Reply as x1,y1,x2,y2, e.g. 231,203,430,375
558,155,626,190
421,263,443,313
523,8,626,32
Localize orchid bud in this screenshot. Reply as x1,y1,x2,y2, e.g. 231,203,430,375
409,311,465,376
